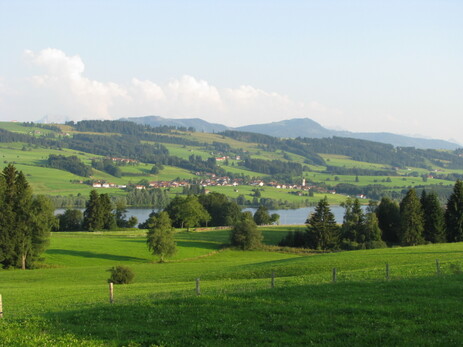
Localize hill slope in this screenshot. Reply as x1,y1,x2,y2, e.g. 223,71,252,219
120,115,461,150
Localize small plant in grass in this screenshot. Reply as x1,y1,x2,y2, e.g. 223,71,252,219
449,263,462,275
107,265,135,284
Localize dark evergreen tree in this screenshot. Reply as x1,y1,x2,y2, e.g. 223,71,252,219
83,190,103,231
306,197,339,250
445,180,463,242
340,197,365,244
0,165,56,269
362,212,385,248
420,190,446,243
399,189,425,246
376,197,401,244
99,194,116,230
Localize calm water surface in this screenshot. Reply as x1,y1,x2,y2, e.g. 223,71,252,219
55,206,366,225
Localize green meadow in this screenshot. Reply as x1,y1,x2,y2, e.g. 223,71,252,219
1,227,463,346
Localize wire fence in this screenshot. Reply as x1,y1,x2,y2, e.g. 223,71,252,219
1,257,462,319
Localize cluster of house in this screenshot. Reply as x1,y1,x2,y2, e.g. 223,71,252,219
215,155,241,161
92,182,127,189
89,173,345,196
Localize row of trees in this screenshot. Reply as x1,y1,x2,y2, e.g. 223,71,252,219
145,206,264,262
279,197,384,250
376,181,463,245
57,191,137,231
281,180,463,250
0,165,56,269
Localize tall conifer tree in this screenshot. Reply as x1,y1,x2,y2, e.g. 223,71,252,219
376,197,401,244
0,164,56,269
420,190,445,243
445,180,463,242
399,189,424,246
306,197,339,250
83,190,103,231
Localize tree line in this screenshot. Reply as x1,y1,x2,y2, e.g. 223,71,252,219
280,180,463,250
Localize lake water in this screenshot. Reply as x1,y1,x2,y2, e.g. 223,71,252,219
55,206,364,225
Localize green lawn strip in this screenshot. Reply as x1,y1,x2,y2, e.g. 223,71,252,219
1,229,463,345
1,276,462,346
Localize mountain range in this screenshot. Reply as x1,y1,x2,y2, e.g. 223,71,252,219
120,116,461,150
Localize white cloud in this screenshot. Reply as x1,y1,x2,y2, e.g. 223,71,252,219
0,48,340,127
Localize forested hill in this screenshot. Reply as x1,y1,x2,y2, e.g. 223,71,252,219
120,115,461,150
220,130,463,170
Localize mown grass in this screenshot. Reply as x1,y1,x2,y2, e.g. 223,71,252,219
1,229,463,346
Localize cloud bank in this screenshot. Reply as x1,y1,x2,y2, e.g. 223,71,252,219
0,48,340,125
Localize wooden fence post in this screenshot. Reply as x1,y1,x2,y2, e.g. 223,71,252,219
271,271,275,288
332,268,337,283
436,259,440,276
196,278,201,296
386,263,390,280
0,294,3,318
109,282,114,304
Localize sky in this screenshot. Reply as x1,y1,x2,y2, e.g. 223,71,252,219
0,0,462,143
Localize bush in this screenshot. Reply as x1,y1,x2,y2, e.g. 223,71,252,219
107,265,135,284
230,214,263,250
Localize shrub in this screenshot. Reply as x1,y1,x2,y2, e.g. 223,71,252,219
449,263,462,275
107,265,135,284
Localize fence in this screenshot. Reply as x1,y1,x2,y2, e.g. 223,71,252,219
0,258,460,317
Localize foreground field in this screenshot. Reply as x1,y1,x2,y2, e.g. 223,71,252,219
1,228,463,346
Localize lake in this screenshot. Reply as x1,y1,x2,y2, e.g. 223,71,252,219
55,206,365,225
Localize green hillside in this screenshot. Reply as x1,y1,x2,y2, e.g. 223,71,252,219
1,228,462,345
0,120,462,208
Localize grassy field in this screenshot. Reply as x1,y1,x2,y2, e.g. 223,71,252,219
1,227,463,346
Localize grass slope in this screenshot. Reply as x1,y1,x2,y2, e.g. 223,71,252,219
1,228,463,346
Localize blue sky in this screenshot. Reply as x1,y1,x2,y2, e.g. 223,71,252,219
0,0,462,143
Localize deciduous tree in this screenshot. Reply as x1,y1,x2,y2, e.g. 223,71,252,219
146,211,176,262
230,213,263,250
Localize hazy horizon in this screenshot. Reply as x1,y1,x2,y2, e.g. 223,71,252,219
1,1,462,143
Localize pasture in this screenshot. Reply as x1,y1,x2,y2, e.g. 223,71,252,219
1,227,463,346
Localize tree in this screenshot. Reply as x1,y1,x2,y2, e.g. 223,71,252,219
420,190,445,243
164,195,211,231
230,213,263,250
270,213,280,225
198,192,241,227
114,198,137,228
306,197,339,250
399,189,424,246
0,164,56,269
83,190,103,231
83,191,116,231
57,209,83,231
375,197,401,244
362,212,385,248
27,195,57,268
445,180,463,242
146,211,176,262
340,197,365,244
253,205,271,225
99,194,116,230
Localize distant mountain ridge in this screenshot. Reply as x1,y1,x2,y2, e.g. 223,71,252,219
120,115,461,150
119,115,228,133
